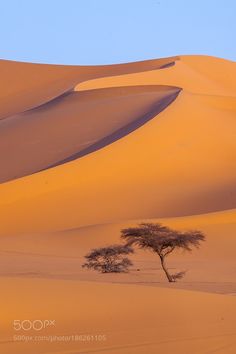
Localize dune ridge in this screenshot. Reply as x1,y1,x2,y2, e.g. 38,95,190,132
76,55,236,96
0,55,236,354
0,55,235,234
0,91,235,233
0,85,181,183
0,56,179,119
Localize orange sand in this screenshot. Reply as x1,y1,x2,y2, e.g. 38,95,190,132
0,55,235,353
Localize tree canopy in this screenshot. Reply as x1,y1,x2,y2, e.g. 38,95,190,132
82,244,134,273
121,223,205,282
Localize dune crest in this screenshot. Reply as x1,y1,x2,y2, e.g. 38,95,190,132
0,85,180,183
0,55,235,234
0,56,179,119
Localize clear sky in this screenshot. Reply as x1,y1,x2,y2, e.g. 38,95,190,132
0,0,235,64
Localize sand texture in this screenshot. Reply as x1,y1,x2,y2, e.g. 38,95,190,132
0,55,235,353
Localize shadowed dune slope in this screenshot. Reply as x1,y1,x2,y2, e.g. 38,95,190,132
0,90,235,234
0,56,178,119
0,55,235,234
0,85,180,183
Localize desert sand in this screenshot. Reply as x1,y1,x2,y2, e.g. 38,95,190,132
0,55,235,353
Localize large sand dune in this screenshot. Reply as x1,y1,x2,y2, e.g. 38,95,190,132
0,56,178,119
0,55,235,353
0,85,180,182
0,88,235,233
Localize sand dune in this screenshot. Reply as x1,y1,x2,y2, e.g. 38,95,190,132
1,278,236,354
76,55,236,96
0,89,235,234
0,209,235,294
0,56,178,119
0,85,180,182
0,55,236,354
1,209,236,353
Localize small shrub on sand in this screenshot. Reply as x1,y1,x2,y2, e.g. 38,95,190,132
82,245,134,273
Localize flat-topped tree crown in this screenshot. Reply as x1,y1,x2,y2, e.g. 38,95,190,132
121,223,205,282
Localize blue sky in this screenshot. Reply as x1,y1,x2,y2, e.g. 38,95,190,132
0,0,235,64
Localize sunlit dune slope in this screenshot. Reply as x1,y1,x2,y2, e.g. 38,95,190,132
0,56,178,119
0,209,235,294
1,278,236,354
0,55,235,234
1,208,235,259
0,91,235,234
77,55,236,96
0,85,180,182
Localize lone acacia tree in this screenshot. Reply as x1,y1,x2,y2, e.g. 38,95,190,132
82,245,134,273
121,223,205,282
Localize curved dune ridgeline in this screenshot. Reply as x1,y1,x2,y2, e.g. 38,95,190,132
0,56,179,119
0,55,235,234
76,55,236,96
0,85,181,182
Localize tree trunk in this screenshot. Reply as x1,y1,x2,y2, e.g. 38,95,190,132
160,255,173,282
